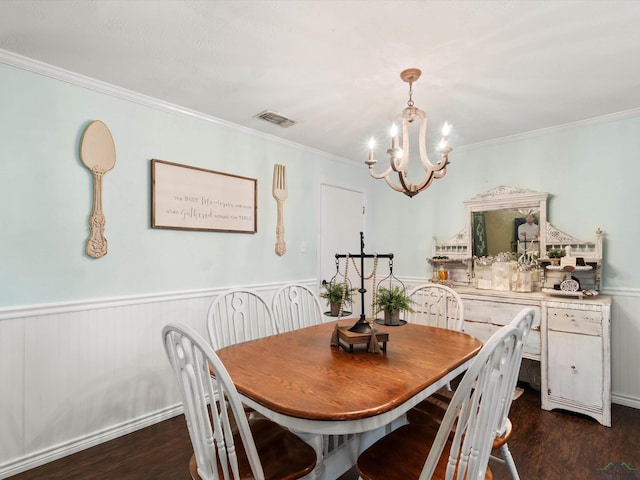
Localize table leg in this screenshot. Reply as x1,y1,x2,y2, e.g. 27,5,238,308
291,430,324,480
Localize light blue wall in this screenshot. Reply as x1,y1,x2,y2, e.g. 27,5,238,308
371,115,640,290
0,63,371,307
2,60,639,309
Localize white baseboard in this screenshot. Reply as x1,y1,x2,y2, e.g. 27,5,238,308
0,404,183,479
612,393,640,410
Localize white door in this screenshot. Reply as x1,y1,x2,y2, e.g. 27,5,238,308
319,184,365,318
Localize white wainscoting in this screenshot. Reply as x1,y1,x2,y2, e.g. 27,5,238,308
607,288,640,410
1,280,638,478
0,280,317,479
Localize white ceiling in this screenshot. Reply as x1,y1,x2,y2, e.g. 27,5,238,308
1,0,640,162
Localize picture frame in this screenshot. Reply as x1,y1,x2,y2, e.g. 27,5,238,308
151,159,257,233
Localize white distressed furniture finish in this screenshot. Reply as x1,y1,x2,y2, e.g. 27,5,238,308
544,300,611,426
455,286,611,426
271,283,325,333
407,283,465,331
429,186,610,426
206,288,278,350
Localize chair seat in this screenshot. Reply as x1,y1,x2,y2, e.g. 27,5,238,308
406,387,454,429
189,417,316,480
492,418,512,449
407,388,514,451
357,423,493,480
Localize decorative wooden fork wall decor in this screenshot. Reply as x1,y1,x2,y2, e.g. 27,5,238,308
272,164,288,255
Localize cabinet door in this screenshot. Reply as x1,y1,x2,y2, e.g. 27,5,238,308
547,330,603,408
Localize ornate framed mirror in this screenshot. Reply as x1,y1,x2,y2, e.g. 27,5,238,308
431,185,603,290
465,186,548,258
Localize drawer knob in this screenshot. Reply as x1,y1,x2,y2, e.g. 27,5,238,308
571,365,577,373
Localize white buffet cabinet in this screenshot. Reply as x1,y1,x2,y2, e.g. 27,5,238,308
455,287,611,426
430,186,611,426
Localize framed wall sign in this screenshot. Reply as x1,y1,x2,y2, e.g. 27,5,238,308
151,159,257,233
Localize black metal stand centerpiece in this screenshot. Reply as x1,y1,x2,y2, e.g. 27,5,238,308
335,232,394,334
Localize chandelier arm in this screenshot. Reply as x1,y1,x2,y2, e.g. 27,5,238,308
398,118,411,172
430,150,450,173
405,159,449,195
397,171,419,197
390,150,403,172
417,113,438,169
424,158,448,174
432,169,448,180
407,171,437,195
367,157,409,193
367,163,395,180
384,175,409,193
388,112,405,173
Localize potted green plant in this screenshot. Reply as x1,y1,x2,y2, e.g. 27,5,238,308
376,286,414,326
547,248,566,265
320,281,355,316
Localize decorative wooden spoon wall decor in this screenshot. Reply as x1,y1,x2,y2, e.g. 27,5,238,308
80,120,116,258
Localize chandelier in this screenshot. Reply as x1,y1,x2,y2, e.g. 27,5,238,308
365,68,452,198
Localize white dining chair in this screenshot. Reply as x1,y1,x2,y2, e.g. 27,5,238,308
357,311,532,480
405,306,536,480
406,283,465,395
272,283,356,466
406,283,465,331
162,323,317,480
271,283,324,333
488,306,535,479
206,288,278,350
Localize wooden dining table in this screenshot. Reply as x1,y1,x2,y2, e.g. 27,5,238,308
216,319,483,479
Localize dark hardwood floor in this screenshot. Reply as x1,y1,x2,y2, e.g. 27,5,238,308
8,385,640,480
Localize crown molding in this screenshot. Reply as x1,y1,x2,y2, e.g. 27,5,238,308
0,49,352,164
3,48,639,160
458,106,640,151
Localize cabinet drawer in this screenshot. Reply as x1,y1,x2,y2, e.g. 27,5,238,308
465,320,541,359
547,308,602,335
463,299,541,358
463,299,540,326
464,299,540,327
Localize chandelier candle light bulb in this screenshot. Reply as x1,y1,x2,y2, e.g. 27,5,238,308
390,123,399,150
438,122,452,155
368,137,375,163
365,68,454,198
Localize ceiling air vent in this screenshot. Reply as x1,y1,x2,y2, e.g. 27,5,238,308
254,110,297,128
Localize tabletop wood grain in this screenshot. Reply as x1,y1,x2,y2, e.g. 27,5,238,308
216,320,482,422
